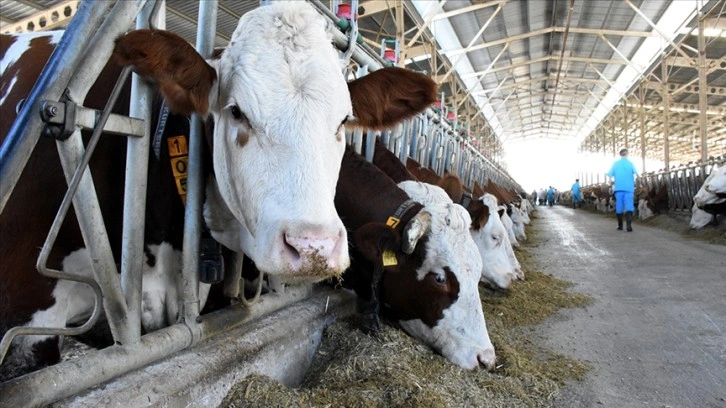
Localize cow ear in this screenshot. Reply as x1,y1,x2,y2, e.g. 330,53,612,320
353,223,401,273
113,29,217,116
473,181,484,198
347,67,437,130
470,202,490,231
439,174,464,203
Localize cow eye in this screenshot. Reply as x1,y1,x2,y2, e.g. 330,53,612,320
230,105,242,120
433,272,446,285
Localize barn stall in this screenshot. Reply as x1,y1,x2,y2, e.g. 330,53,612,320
1,1,725,407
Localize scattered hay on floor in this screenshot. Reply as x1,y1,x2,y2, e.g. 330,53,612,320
638,213,726,246
221,241,592,408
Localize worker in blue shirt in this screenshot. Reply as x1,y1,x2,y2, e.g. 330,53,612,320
607,148,638,231
571,179,582,209
546,186,555,206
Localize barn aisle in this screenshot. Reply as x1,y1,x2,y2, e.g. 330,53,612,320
524,205,726,407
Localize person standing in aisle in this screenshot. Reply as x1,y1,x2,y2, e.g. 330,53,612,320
571,179,582,209
607,148,638,231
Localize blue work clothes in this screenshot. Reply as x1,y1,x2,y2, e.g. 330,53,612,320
607,158,638,192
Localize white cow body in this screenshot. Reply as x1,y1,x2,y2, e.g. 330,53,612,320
396,181,495,370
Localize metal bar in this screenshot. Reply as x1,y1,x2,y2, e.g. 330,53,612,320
662,62,671,169
0,0,114,214
625,0,698,60
37,67,134,346
181,0,218,326
698,4,708,162
438,2,504,84
0,286,313,408
119,0,162,347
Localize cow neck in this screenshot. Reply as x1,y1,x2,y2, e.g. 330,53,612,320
372,139,416,184
337,147,424,231
459,191,473,209
385,198,418,230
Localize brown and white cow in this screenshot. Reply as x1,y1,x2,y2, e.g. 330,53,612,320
0,2,437,380
336,146,496,370
373,143,516,289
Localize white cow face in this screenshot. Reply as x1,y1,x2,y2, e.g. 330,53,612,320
509,205,527,241
395,181,495,370
704,165,726,195
207,3,349,281
694,165,726,209
638,199,654,220
469,195,515,289
690,203,715,229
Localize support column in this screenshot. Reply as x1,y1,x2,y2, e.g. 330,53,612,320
697,4,708,162
639,86,646,172
662,61,670,170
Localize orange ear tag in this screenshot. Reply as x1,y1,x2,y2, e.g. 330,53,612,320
386,216,400,228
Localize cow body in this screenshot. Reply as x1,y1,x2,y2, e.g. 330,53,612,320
336,147,495,370
1,1,439,380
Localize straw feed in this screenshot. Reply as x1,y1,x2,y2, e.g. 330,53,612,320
221,225,592,408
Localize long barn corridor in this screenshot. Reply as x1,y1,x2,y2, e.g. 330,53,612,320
525,206,726,407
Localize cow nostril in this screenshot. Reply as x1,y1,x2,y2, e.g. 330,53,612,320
478,349,496,371
282,235,302,262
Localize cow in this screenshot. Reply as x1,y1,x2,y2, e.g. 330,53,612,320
691,166,726,229
694,165,726,208
643,185,669,217
475,190,524,281
1,1,438,380
701,165,726,195
372,142,517,289
336,146,496,370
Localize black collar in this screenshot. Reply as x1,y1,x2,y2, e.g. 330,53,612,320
386,199,418,229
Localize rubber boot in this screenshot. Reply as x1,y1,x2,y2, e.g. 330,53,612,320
625,211,633,232
616,213,623,230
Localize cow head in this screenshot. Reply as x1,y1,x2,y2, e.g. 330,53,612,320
113,3,434,283
508,204,527,241
694,165,726,209
703,165,726,196
389,181,496,370
690,202,716,229
470,193,518,288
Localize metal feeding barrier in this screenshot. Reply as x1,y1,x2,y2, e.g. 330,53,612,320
638,156,725,212
0,1,522,405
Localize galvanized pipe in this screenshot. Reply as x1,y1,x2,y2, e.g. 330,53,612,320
181,0,218,326
119,0,164,345
0,0,114,214
0,286,313,408
44,67,135,345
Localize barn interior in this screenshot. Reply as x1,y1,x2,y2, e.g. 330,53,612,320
1,1,725,407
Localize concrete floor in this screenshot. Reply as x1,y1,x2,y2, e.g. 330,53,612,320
527,206,726,408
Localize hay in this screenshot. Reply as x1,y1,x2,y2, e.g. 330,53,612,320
221,229,592,408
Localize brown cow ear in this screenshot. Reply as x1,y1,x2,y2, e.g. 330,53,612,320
470,202,490,231
353,223,402,273
348,67,437,129
473,181,484,198
113,29,217,116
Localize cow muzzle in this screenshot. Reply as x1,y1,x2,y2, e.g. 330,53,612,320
273,225,349,283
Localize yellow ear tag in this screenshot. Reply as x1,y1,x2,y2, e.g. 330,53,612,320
382,249,398,266
386,216,400,228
